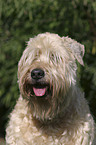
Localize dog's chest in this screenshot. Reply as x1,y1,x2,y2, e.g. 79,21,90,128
20,118,78,145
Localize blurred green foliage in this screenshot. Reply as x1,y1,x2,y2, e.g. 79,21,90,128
0,0,96,137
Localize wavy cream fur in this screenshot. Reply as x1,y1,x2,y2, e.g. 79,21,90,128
6,32,95,145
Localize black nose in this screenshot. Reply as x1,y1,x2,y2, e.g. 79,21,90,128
31,68,45,80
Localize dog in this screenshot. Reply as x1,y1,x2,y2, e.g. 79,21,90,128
6,33,95,145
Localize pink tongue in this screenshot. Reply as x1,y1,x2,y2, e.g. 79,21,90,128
33,87,46,96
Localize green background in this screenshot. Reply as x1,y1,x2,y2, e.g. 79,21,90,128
0,0,96,139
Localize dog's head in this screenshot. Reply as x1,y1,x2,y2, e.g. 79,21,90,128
18,32,84,120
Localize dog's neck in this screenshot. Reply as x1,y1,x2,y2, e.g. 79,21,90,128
31,100,81,138
31,95,77,124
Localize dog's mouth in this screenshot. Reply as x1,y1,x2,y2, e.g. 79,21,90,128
33,87,46,97
31,83,51,98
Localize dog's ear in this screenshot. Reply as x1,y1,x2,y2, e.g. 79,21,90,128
62,37,85,66
70,41,85,66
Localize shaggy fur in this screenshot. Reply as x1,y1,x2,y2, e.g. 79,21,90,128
6,33,95,145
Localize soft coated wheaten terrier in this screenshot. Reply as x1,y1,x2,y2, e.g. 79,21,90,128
6,33,95,145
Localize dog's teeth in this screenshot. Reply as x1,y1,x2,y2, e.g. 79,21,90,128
33,87,46,96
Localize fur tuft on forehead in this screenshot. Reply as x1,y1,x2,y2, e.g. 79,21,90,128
18,32,84,76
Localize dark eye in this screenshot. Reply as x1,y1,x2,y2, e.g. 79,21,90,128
50,53,60,63
50,53,54,61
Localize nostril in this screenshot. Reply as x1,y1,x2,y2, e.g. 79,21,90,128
31,72,35,78
31,69,45,80
38,71,44,77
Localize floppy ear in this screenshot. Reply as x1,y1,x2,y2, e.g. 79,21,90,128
62,37,85,65
70,41,85,66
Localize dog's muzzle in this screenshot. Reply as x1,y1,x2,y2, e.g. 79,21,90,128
30,68,51,98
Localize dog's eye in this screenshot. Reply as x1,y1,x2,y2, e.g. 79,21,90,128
50,53,60,63
50,53,54,60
